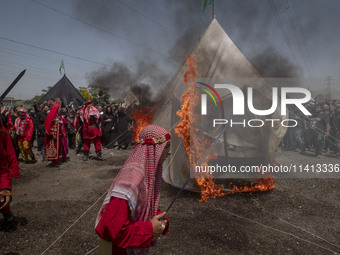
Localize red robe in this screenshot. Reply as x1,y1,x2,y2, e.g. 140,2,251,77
15,116,33,142
0,127,20,191
82,105,102,140
44,120,62,160
44,105,64,160
95,197,169,255
83,118,102,140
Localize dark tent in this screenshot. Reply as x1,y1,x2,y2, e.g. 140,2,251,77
38,74,85,108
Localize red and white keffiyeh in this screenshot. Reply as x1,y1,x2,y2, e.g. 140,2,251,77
96,125,171,252
81,104,100,123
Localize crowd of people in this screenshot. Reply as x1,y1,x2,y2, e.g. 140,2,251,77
0,98,135,168
280,100,340,157
1,94,339,254
0,97,137,222
1,97,339,167
1,96,339,228
0,99,172,253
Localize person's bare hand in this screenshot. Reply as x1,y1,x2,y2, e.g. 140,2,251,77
0,195,11,210
151,212,166,235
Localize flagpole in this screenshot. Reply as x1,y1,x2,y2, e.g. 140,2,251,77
59,59,65,76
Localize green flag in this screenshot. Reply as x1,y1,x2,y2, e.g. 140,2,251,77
201,0,214,11
59,59,64,74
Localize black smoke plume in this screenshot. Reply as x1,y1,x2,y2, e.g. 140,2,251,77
251,47,300,77
86,61,168,106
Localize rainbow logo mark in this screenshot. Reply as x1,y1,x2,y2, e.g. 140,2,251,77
196,82,223,115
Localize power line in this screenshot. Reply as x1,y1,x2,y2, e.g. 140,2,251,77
285,0,316,83
289,0,320,88
0,49,97,76
0,46,61,65
0,35,113,68
284,1,312,75
29,0,170,59
267,0,301,67
0,67,55,80
0,46,95,73
292,0,317,80
0,62,87,85
116,0,177,34
0,60,64,76
0,69,57,83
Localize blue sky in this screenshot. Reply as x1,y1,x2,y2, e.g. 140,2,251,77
0,0,339,99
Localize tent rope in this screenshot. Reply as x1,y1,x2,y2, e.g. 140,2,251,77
39,137,183,255
212,204,340,254
262,209,340,250
84,245,99,255
40,190,108,255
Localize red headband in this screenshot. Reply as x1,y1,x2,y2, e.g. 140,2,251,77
137,133,171,145
85,101,93,107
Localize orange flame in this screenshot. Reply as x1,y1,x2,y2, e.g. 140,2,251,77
174,54,197,160
174,54,275,202
131,107,153,142
228,175,275,195
175,54,225,202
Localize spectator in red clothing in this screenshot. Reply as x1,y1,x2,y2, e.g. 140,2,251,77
44,104,66,167
0,118,20,222
81,101,103,161
14,107,36,164
95,125,172,255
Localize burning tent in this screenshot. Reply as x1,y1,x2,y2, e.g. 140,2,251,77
124,90,140,108
37,74,85,108
152,19,286,192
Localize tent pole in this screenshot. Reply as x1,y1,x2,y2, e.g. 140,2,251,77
212,1,215,20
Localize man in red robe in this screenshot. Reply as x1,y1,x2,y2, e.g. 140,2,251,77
81,101,103,161
15,107,36,164
44,104,65,167
95,125,171,255
0,118,20,222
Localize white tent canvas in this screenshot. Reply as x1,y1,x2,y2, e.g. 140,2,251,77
152,19,286,191
124,90,140,108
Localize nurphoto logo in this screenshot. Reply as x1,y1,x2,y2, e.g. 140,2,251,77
197,82,312,128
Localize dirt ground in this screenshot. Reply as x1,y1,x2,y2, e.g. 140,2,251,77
0,147,339,255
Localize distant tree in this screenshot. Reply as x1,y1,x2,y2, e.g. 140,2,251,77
79,87,93,101
41,86,53,94
79,85,110,106
26,86,53,106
